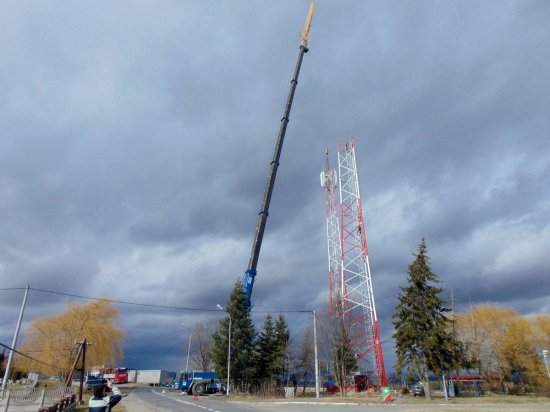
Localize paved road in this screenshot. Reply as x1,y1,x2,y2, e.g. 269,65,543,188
124,387,550,412
126,388,260,412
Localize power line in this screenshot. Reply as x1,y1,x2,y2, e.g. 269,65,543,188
26,349,72,353
0,342,67,372
2,286,314,314
30,287,315,313
30,287,220,312
252,309,314,314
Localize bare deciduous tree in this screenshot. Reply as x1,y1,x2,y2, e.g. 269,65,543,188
190,321,215,371
318,300,356,396
297,328,315,395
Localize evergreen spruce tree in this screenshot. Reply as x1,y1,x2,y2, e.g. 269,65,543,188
392,239,465,400
256,314,278,379
274,314,291,383
212,281,257,387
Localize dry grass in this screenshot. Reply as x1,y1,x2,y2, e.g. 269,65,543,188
210,391,550,405
382,392,549,407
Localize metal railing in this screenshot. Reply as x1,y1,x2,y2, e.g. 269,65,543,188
0,387,75,412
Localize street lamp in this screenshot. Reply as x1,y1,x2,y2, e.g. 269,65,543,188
217,304,231,398
312,309,320,399
182,323,192,372
543,350,550,382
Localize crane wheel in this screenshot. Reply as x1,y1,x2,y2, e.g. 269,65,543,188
193,383,205,396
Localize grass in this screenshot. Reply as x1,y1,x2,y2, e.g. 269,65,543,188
395,393,550,404
210,390,550,405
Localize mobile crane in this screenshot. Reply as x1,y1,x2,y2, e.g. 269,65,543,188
242,3,315,306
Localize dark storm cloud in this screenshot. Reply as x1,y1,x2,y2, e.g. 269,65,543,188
1,0,549,371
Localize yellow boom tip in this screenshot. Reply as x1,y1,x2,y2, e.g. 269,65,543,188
300,2,315,48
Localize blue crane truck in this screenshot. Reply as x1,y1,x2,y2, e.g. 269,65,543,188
173,370,221,395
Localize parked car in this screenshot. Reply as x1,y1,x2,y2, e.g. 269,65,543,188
412,384,425,397
324,376,339,393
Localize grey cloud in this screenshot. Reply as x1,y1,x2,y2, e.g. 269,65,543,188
1,0,549,371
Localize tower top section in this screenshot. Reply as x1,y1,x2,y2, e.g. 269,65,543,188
320,147,337,190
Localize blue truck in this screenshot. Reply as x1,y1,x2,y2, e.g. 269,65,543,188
173,370,221,395
85,370,107,391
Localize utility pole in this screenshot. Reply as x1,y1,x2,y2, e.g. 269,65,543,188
64,341,85,387
449,288,456,397
182,323,192,372
185,334,192,372
78,339,89,405
2,285,29,393
443,373,448,400
543,350,550,382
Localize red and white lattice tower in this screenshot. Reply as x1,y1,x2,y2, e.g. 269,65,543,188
320,149,342,315
322,139,387,389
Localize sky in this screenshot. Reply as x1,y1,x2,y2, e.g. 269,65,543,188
1,0,549,374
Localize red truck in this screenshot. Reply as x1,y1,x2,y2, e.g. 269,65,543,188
103,368,129,384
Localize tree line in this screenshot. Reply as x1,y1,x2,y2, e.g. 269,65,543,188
454,305,550,393
393,238,550,398
4,239,549,398
210,282,315,394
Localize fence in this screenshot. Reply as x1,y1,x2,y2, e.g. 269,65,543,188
0,387,75,412
229,378,322,398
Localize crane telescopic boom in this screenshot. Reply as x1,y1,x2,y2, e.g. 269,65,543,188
242,3,315,307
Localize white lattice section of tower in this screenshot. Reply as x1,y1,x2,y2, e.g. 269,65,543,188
321,163,342,314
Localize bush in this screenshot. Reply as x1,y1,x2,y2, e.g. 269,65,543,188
507,384,525,396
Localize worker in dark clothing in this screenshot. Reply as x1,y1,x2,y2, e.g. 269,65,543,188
88,380,122,412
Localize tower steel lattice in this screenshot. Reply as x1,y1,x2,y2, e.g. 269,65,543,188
320,149,342,316
322,139,387,389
